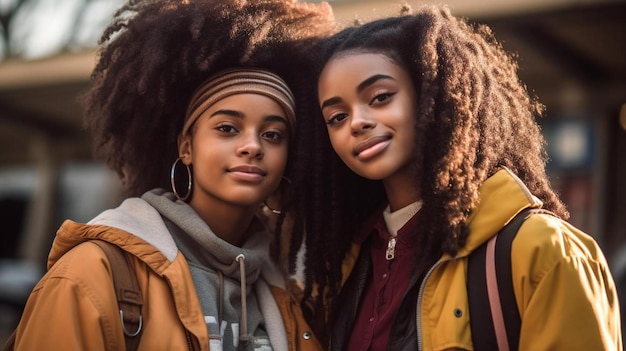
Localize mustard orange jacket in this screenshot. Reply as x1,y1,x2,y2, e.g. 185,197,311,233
7,199,321,351
337,168,622,350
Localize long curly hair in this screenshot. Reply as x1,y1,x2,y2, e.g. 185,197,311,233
290,4,569,335
84,0,337,199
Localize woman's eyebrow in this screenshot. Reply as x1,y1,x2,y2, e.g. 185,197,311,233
321,96,342,110
210,109,287,125
320,74,396,110
210,109,243,118
265,115,288,125
356,74,395,93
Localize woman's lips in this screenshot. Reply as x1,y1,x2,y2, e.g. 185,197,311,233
353,135,391,160
227,165,266,182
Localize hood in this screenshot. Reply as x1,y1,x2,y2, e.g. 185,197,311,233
456,168,543,256
143,189,272,285
47,189,286,287
48,194,179,271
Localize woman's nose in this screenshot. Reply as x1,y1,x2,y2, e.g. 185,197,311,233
350,108,376,136
236,134,264,159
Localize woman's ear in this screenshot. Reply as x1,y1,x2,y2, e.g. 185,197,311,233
177,134,192,165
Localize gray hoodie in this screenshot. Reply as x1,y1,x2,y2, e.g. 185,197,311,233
90,189,287,351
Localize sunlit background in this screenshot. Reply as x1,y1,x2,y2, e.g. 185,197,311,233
0,0,625,344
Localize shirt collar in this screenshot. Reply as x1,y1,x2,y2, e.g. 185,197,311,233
383,200,423,237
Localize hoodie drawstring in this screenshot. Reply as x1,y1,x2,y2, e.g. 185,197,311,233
217,270,224,324
216,254,250,346
235,254,250,346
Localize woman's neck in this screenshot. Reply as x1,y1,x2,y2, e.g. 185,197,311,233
189,197,257,247
382,172,421,212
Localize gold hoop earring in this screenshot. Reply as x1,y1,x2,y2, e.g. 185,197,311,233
170,157,192,201
263,176,292,214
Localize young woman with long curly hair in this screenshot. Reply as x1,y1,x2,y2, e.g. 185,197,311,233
289,4,622,350
4,0,336,350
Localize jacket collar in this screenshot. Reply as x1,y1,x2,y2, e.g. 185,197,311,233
456,167,543,257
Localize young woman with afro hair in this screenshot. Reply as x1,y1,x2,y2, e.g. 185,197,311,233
4,0,337,350
288,4,622,350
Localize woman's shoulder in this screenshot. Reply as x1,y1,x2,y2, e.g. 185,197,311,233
512,212,611,285
44,240,118,287
515,212,605,261
23,240,119,326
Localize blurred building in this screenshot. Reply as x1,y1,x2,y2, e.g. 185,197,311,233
0,0,625,344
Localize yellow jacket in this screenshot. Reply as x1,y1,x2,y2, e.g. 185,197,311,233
7,199,321,351
340,168,622,350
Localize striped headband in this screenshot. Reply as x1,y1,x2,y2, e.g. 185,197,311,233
181,68,296,137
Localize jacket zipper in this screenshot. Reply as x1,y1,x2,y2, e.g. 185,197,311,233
386,237,397,260
416,257,453,351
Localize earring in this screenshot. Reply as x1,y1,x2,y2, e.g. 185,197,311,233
263,201,282,215
170,157,192,201
263,176,292,214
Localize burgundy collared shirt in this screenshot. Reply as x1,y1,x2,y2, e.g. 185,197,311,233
347,209,422,351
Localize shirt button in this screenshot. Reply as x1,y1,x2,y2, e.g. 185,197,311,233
369,317,375,322
382,273,388,278
302,331,311,340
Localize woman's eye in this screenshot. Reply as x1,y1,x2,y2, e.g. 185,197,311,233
371,92,394,104
262,130,284,142
216,124,238,133
327,113,349,126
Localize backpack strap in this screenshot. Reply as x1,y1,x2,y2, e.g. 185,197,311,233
468,208,540,351
92,240,143,351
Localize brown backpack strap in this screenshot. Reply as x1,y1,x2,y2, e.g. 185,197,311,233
92,240,143,351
